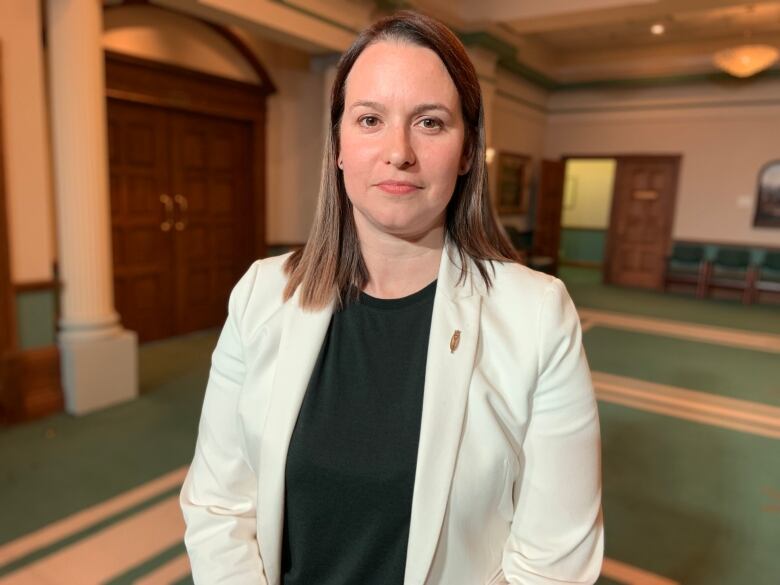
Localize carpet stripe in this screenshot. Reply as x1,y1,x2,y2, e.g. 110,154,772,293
601,558,678,585
0,467,187,568
579,309,780,353
134,553,190,585
593,371,780,439
0,496,183,585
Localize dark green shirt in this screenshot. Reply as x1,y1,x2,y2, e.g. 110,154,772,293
281,279,437,585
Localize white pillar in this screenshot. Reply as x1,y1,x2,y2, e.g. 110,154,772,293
47,0,138,414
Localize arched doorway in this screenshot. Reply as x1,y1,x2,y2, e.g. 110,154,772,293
103,4,275,342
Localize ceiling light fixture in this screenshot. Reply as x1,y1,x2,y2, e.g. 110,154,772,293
650,23,665,35
713,44,780,78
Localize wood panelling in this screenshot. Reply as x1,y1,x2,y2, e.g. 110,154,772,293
106,52,268,342
532,159,566,275
0,347,63,424
605,156,680,289
0,45,15,354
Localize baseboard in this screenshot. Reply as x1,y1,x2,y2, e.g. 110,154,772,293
560,259,603,269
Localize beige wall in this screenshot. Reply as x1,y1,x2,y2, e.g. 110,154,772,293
0,1,55,283
491,69,549,230
239,32,324,244
545,79,780,247
562,159,616,229
104,4,324,245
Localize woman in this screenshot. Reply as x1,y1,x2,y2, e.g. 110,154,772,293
180,10,603,585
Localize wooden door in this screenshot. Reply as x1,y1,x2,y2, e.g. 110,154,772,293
532,159,566,275
169,110,253,335
108,101,254,342
108,100,176,342
605,156,679,288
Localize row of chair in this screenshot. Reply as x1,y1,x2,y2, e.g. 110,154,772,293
664,245,780,305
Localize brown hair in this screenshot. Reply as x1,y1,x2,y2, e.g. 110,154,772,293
283,9,519,309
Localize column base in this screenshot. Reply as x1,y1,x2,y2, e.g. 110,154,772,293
59,328,138,415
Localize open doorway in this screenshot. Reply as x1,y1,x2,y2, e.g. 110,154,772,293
560,155,680,289
559,158,617,282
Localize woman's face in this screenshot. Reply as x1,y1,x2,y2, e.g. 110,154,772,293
339,40,470,241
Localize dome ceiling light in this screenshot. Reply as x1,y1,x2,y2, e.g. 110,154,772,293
713,44,780,78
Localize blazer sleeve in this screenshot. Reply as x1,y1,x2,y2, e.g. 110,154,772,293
498,277,604,584
179,260,268,584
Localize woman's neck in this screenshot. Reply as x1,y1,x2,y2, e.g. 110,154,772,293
359,226,444,300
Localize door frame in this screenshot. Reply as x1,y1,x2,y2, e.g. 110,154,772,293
104,50,275,260
0,45,15,356
560,153,682,285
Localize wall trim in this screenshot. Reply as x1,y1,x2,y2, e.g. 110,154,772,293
560,259,603,269
673,239,780,253
562,226,608,232
14,279,60,293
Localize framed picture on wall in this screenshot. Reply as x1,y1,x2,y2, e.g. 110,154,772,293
496,151,531,215
754,160,780,228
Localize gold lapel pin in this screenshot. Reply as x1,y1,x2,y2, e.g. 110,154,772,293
450,330,461,353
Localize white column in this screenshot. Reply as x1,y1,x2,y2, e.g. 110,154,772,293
47,0,138,414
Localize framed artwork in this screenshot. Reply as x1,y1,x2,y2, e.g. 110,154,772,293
754,160,780,228
496,151,531,214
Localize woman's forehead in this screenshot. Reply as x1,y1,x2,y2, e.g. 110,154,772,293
344,40,460,108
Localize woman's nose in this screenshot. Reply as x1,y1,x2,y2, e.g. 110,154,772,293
384,126,416,168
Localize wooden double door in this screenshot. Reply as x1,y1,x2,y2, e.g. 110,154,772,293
108,99,255,343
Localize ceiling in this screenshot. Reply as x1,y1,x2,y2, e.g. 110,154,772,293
410,0,780,82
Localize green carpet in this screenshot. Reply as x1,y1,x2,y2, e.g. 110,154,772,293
599,401,780,585
584,327,780,406
0,329,218,544
560,266,780,334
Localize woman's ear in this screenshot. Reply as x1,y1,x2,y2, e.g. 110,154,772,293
458,138,473,175
458,153,472,175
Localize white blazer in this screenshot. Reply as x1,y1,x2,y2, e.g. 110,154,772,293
180,241,604,585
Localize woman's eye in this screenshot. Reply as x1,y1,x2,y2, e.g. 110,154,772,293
359,116,379,127
420,118,443,130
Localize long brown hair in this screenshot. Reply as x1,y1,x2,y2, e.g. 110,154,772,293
283,9,519,309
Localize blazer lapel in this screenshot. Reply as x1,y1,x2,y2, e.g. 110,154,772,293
403,243,483,585
256,290,334,585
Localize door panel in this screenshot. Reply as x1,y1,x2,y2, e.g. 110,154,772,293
108,102,254,342
606,157,679,288
532,159,565,275
169,110,253,335
108,100,175,342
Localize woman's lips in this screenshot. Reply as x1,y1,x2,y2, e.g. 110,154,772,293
375,182,420,194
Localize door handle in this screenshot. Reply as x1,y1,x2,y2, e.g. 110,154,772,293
174,194,188,231
160,194,173,232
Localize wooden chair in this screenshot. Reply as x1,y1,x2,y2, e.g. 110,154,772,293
750,251,780,304
664,243,707,298
704,247,753,304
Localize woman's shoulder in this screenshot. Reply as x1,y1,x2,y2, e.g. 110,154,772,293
228,252,295,325
486,259,562,299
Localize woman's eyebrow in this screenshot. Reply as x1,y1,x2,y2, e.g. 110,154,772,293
411,103,453,117
349,100,453,117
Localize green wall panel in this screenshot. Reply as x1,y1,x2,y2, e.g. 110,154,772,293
16,289,56,349
560,228,607,264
